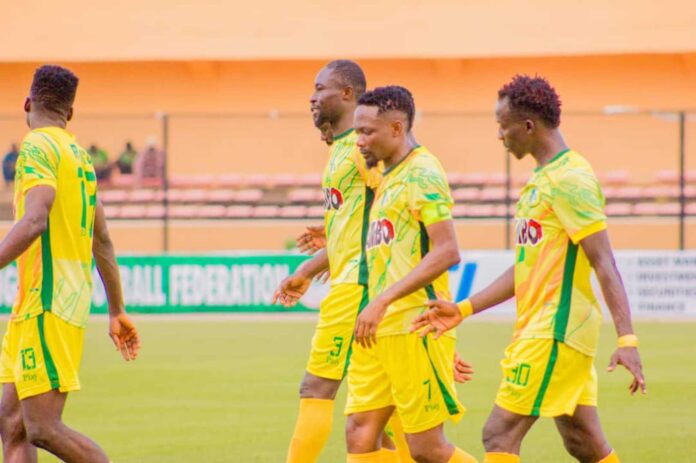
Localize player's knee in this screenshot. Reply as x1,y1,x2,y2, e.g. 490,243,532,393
345,415,378,453
482,421,498,450
560,431,597,463
0,410,25,443
482,419,510,452
24,419,60,450
406,435,452,463
298,374,339,399
408,444,450,463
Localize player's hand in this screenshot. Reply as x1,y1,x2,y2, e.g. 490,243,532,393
272,272,311,307
354,296,389,349
453,353,474,384
296,225,327,255
109,312,140,362
411,299,463,339
608,347,646,395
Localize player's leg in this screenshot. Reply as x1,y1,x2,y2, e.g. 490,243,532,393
286,372,341,463
18,312,107,462
0,383,37,463
346,406,396,459
384,412,414,462
482,338,574,462
481,405,536,462
406,423,477,463
554,405,615,463
389,334,476,463
287,284,363,462
344,334,397,461
486,339,597,462
554,364,618,463
21,389,110,463
0,321,37,463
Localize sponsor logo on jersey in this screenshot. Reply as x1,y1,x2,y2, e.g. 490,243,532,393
323,187,344,210
366,218,395,249
516,218,543,246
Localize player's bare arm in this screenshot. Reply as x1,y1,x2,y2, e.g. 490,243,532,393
93,199,141,361
354,219,460,348
580,229,646,395
412,265,515,338
272,249,329,307
0,185,55,268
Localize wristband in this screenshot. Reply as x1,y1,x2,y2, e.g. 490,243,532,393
457,299,474,319
617,334,639,348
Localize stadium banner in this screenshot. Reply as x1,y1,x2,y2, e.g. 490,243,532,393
0,251,694,316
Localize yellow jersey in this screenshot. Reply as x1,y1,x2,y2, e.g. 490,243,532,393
514,149,607,356
366,146,454,337
12,127,97,328
322,129,380,286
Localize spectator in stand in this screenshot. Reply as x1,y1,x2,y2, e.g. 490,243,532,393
88,143,113,181
2,144,18,185
134,137,164,184
116,141,137,175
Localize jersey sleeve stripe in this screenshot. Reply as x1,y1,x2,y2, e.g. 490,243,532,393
570,221,607,244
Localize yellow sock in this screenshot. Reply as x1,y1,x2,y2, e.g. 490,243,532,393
379,448,400,463
385,414,415,462
598,450,620,463
347,450,383,462
483,452,520,463
448,447,479,463
286,398,334,463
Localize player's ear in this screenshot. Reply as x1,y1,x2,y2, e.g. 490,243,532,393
391,120,404,137
525,119,535,134
24,97,31,113
67,107,74,122
343,86,354,101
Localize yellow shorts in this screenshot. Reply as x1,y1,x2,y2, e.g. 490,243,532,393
0,312,85,400
345,333,465,434
306,284,367,380
495,338,597,417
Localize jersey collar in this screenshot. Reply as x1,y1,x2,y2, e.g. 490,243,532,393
383,145,421,176
534,148,571,172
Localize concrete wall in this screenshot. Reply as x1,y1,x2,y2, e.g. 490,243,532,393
2,0,695,60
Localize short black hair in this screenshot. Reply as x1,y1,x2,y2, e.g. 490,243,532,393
357,85,415,130
326,60,367,98
30,65,79,115
498,74,561,128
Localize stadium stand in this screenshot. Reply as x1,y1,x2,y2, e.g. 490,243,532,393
24,171,685,222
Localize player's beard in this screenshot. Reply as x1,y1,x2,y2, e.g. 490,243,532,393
313,109,331,129
363,153,378,168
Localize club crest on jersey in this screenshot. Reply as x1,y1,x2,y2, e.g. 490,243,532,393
323,187,344,210
366,218,395,249
516,218,543,246
527,186,541,207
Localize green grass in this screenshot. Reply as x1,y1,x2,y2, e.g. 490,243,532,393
1,318,694,462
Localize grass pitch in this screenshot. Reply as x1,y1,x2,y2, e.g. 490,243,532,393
1,317,693,462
